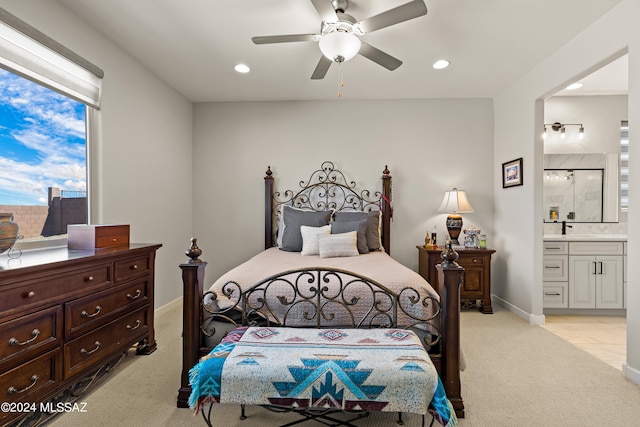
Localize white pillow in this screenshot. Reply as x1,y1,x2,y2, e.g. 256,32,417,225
317,231,359,258
300,225,331,256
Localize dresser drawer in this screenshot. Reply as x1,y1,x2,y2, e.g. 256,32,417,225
64,307,149,379
0,306,62,366
0,348,61,405
0,264,112,315
65,278,150,339
114,254,151,283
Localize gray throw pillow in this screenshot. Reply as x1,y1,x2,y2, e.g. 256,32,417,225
331,220,369,254
333,210,381,251
280,206,332,252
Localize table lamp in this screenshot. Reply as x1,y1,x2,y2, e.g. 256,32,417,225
438,188,474,245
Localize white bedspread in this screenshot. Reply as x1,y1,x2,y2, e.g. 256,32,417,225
207,248,440,330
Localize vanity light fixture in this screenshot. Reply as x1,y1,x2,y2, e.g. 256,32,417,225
543,122,585,140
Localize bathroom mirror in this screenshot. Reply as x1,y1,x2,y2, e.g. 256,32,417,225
543,153,619,223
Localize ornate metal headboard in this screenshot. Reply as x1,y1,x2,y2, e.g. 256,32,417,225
264,161,392,253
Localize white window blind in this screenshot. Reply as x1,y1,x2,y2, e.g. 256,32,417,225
620,120,628,211
0,7,102,108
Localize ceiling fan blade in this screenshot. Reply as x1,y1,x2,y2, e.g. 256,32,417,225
357,0,427,33
358,42,402,71
252,34,317,44
310,0,339,23
311,55,333,79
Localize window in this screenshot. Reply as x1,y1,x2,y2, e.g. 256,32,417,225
0,68,87,242
620,120,628,212
1,7,102,246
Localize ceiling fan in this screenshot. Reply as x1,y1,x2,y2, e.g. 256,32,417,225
251,0,428,79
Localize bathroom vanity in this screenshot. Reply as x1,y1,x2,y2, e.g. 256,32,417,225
543,234,627,312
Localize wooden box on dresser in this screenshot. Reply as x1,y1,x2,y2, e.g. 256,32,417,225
0,243,161,426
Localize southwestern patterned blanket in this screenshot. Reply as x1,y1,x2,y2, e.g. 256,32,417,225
189,326,457,426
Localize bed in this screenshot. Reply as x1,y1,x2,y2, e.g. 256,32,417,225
177,161,465,422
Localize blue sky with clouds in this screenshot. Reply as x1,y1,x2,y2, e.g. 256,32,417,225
0,68,86,206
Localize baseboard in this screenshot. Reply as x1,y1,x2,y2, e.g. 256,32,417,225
155,296,183,316
492,295,545,325
622,363,640,386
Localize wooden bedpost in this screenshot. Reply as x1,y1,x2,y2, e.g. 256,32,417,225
436,242,465,418
265,166,274,250
177,239,208,408
381,165,392,254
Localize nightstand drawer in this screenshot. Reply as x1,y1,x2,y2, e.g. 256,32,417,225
457,256,485,267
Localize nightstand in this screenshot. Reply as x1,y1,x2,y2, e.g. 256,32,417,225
417,246,496,314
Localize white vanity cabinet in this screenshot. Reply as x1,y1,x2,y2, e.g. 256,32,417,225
543,242,569,308
568,241,624,309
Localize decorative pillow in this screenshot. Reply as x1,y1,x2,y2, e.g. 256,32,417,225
280,206,332,252
330,220,369,254
300,225,331,256
333,210,382,251
317,231,359,258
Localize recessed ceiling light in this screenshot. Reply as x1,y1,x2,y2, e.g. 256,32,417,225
234,63,250,73
432,59,450,70
565,82,583,90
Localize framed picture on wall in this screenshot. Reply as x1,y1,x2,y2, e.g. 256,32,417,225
502,157,523,188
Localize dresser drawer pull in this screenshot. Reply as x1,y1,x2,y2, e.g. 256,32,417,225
127,290,142,300
80,341,101,355
130,264,139,271
81,305,102,318
544,292,561,296
8,329,40,346
126,320,142,331
85,275,94,282
545,266,561,269
26,291,36,299
7,375,39,395
545,246,562,250
472,259,478,263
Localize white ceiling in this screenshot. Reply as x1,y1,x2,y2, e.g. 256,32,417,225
55,0,625,102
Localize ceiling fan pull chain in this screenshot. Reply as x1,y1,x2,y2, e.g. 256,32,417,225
337,62,344,98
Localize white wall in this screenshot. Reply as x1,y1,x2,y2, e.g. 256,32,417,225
1,0,194,308
493,0,640,384
192,99,494,283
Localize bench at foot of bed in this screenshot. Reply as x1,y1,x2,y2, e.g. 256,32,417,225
188,327,457,427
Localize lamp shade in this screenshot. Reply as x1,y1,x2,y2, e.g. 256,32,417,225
319,31,361,62
438,188,474,213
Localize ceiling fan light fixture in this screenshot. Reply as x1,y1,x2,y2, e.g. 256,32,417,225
319,31,361,63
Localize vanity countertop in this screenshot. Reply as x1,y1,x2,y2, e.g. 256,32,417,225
543,234,627,241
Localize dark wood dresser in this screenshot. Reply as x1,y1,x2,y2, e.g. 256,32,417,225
417,246,496,314
0,243,161,426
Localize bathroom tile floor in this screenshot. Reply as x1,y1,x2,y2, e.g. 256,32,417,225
542,315,626,371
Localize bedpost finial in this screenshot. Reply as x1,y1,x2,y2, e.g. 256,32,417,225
383,165,390,176
265,166,273,177
440,239,459,265
186,237,203,262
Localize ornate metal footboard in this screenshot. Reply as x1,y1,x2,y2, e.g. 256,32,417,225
203,267,442,346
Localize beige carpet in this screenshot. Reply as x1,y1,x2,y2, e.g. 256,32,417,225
48,301,640,427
